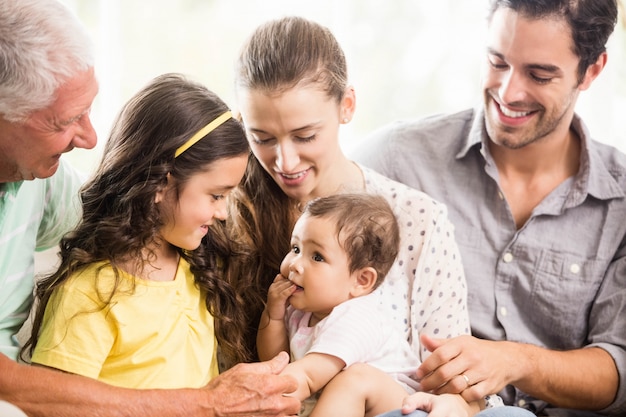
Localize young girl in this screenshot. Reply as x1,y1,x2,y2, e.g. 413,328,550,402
259,193,480,417
23,73,250,388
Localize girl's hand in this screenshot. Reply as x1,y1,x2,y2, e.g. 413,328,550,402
266,274,296,321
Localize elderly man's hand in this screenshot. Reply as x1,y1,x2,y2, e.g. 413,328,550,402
202,352,300,416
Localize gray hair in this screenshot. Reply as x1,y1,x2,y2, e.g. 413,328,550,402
0,0,95,122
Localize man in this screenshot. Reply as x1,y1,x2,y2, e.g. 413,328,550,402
352,1,625,416
0,0,299,416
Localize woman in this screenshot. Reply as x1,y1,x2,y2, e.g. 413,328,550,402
228,15,468,369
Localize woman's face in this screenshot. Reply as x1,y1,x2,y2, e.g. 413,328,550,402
237,84,354,203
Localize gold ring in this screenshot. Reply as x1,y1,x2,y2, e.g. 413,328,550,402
461,373,470,388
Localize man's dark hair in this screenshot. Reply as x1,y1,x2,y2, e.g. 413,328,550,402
489,0,618,82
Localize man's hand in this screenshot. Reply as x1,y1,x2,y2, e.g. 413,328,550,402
203,352,300,416
416,333,619,410
416,334,514,402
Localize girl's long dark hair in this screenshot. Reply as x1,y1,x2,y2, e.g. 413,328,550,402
23,73,250,364
227,156,294,361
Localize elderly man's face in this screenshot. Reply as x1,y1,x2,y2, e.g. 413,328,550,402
0,67,99,182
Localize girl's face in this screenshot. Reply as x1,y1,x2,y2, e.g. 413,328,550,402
156,154,248,251
280,214,360,320
237,84,354,203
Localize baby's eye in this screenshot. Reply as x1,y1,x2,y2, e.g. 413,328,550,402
312,253,324,262
292,245,300,254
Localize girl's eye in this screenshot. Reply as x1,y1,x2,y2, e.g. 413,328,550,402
312,253,324,262
212,194,225,201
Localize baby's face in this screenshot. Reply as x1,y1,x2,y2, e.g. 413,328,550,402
280,214,357,316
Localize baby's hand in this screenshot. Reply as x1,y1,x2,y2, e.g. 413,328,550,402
266,274,296,321
401,392,472,417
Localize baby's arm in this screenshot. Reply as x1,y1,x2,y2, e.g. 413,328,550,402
257,274,296,361
281,352,346,401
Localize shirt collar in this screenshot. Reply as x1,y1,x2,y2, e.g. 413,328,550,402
455,106,484,160
456,107,624,203
0,181,22,199
570,114,624,202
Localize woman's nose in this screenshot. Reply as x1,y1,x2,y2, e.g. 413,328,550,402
275,141,300,172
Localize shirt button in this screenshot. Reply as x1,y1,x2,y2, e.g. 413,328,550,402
570,263,581,274
518,399,526,407
503,252,514,263
498,191,504,200
500,307,508,316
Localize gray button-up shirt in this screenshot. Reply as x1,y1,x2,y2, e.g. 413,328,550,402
351,108,626,416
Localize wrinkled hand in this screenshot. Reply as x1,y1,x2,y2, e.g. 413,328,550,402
416,334,513,403
266,274,296,321
203,352,300,416
400,392,472,417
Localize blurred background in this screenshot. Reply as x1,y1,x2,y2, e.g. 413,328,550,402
32,0,626,274
61,0,626,175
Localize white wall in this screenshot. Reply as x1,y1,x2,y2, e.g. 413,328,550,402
62,0,626,178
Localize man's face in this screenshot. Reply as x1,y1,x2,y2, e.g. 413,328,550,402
482,8,589,150
0,67,99,182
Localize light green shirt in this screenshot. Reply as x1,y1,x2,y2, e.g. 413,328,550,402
0,159,83,360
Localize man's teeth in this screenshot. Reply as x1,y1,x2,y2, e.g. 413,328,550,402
500,104,530,118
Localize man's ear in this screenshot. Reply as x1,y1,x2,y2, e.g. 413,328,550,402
579,52,607,91
351,266,377,297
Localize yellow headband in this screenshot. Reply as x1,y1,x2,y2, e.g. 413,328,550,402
174,111,232,158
